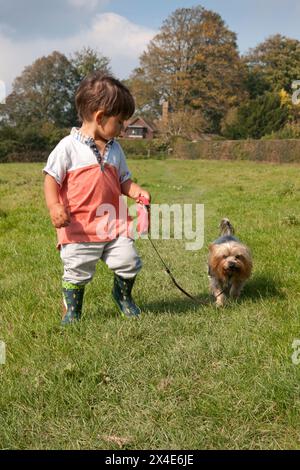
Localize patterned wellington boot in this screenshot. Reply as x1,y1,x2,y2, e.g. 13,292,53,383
61,282,85,325
112,274,141,318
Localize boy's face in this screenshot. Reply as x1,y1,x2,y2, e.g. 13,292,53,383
97,113,125,140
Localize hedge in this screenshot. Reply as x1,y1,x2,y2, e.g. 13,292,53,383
119,138,169,159
0,137,170,162
1,137,300,164
172,139,300,163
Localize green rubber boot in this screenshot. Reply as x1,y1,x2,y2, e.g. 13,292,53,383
62,282,85,325
112,274,141,318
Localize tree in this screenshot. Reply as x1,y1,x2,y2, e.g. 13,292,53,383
243,68,270,100
124,69,161,120
244,34,300,94
71,46,111,82
4,51,76,127
1,48,111,128
3,51,77,127
136,6,246,132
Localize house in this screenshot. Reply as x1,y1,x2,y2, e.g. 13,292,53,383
121,116,157,139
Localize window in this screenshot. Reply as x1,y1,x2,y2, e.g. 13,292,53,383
129,127,145,137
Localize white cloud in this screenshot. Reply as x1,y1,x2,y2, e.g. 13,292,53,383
67,0,110,10
84,13,155,60
0,13,156,94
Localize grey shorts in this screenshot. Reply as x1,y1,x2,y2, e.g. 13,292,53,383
60,237,142,285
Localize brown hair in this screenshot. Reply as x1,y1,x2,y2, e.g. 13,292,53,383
75,72,135,122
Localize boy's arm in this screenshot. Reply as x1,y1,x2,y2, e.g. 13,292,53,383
121,179,151,202
44,174,70,228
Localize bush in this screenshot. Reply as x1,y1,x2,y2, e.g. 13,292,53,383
40,123,69,148
0,123,69,162
222,93,289,139
0,139,19,161
262,122,300,140
21,126,49,151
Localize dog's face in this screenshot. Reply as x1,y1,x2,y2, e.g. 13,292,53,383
209,241,252,282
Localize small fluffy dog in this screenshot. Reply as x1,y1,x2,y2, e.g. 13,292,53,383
208,219,252,307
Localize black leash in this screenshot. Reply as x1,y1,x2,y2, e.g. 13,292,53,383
139,200,208,305
137,197,209,305
148,236,202,302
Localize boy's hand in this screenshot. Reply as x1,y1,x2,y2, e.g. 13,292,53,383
137,189,151,204
49,203,71,228
121,179,151,203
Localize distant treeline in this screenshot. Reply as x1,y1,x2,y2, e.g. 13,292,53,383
1,5,300,162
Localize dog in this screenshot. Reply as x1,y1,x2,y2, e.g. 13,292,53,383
208,218,252,307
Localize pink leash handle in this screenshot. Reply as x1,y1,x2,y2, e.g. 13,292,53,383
136,196,150,236
136,196,150,208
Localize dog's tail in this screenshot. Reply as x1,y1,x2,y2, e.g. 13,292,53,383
219,218,235,237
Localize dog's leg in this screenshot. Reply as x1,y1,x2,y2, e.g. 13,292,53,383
229,281,244,300
215,290,226,307
209,276,226,307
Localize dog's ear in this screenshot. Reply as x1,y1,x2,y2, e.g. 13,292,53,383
208,243,215,252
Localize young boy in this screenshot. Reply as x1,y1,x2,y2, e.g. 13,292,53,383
43,73,150,324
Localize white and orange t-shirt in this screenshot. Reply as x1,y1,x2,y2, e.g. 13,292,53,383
43,128,133,249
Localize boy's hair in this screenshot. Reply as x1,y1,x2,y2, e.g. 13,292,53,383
75,72,135,122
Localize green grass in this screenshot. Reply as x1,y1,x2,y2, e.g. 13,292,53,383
1,159,300,449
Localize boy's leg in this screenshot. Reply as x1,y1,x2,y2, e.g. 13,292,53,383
60,243,105,324
102,236,142,318
61,282,85,325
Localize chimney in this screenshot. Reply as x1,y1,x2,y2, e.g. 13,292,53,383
162,100,169,125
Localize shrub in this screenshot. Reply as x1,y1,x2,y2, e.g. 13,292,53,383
222,93,289,139
0,139,19,161
0,123,69,162
262,122,300,140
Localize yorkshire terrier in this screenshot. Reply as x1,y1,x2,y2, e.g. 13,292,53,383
208,219,252,307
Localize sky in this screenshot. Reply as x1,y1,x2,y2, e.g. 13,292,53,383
0,0,300,95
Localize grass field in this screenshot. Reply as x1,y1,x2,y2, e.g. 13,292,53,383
1,159,300,450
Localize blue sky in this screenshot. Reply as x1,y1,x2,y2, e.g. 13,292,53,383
0,0,299,92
